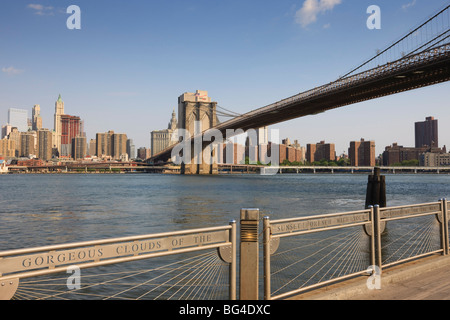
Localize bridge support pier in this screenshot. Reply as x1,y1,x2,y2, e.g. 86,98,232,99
180,140,219,175
178,90,219,175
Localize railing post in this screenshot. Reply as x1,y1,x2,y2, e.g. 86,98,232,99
368,205,376,268
440,199,449,255
239,208,260,300
374,205,383,273
229,219,237,300
263,216,271,300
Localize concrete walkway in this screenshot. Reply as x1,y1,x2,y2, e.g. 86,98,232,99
290,255,450,300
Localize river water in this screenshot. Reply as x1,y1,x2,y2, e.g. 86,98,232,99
0,173,449,251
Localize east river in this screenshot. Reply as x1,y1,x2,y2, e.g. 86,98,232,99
1,173,449,251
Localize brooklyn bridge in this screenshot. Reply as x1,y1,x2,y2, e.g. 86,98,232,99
149,4,450,173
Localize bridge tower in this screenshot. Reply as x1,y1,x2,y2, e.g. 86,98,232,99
178,90,219,175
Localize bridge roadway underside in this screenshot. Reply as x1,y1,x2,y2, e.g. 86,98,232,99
150,48,450,163
219,54,450,133
290,255,450,300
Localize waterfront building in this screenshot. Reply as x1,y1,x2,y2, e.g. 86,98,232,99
8,127,21,157
88,139,96,156
37,129,53,161
415,116,438,148
349,139,376,167
0,138,15,158
420,152,450,167
20,132,36,157
72,136,87,160
382,143,445,166
306,141,336,163
282,139,306,164
112,133,127,160
96,130,128,160
96,131,113,158
151,109,178,156
0,158,7,173
137,147,151,160
8,108,28,132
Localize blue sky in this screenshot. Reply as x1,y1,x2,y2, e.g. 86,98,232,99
1,0,449,156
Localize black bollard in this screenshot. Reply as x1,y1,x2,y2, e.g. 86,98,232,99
365,167,386,209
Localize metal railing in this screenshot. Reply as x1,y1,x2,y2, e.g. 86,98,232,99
0,222,237,300
262,199,449,300
1,200,449,300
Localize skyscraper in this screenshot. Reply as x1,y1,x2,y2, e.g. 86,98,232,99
37,129,53,161
415,116,438,148
54,95,65,154
126,139,135,160
60,114,82,157
8,108,28,132
32,105,43,131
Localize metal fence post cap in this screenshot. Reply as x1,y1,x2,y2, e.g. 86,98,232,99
240,208,260,221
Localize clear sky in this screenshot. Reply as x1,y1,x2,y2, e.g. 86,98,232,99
1,0,449,156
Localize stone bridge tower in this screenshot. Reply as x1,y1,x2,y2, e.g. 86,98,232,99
178,90,218,174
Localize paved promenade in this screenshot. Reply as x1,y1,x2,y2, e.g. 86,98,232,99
290,255,450,300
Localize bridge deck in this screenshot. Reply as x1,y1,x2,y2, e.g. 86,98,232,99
289,255,450,300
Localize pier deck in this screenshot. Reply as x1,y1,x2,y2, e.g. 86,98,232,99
290,255,450,300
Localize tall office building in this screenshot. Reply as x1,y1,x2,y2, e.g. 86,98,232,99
60,114,82,157
32,105,43,131
151,109,178,156
37,129,53,161
8,108,28,132
415,116,438,148
54,95,65,154
349,139,376,167
126,139,135,160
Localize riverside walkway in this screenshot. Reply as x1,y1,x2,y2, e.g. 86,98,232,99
290,255,450,300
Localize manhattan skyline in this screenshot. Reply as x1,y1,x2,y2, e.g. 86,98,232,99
1,0,449,156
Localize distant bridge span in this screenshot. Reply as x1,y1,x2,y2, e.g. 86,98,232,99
149,43,450,163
